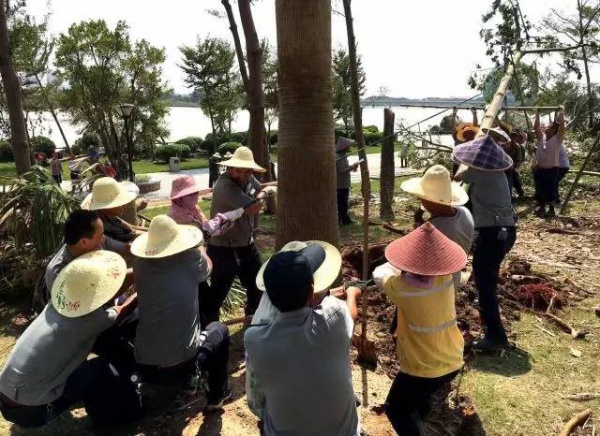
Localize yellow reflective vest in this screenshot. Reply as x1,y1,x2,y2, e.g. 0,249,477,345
384,274,464,378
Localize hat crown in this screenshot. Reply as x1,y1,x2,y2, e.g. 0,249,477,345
63,258,103,293
92,177,122,204
147,215,179,250
172,175,196,194
420,165,452,200
229,146,253,165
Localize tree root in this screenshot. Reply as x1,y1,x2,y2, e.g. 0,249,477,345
559,409,593,436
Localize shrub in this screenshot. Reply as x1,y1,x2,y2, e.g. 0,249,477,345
73,132,102,155
218,142,242,155
0,140,13,162
229,131,247,145
135,174,151,183
154,143,191,163
363,125,379,133
30,136,56,157
175,136,203,152
363,131,384,145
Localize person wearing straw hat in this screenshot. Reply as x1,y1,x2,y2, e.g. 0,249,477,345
372,223,467,435
401,164,474,288
0,252,142,428
205,146,276,324
533,108,565,217
208,152,222,188
83,177,146,243
131,215,231,411
336,137,360,226
453,135,516,352
451,107,479,145
244,241,361,436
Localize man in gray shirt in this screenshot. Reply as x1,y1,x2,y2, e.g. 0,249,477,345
131,215,231,411
0,253,139,428
245,243,361,436
454,135,516,352
336,137,359,225
205,146,275,324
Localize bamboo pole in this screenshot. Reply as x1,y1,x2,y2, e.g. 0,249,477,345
560,131,600,215
368,103,561,112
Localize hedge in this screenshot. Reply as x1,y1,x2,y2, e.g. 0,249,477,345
154,143,191,163
0,140,13,162
218,142,242,155
175,136,203,152
30,136,56,157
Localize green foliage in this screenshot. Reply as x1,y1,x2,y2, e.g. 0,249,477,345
332,48,366,134
154,144,190,163
72,133,102,155
55,20,169,165
0,166,79,303
218,142,242,155
30,135,56,157
175,136,203,152
363,125,379,133
229,131,247,145
0,140,14,162
179,37,243,143
135,174,151,183
362,131,384,145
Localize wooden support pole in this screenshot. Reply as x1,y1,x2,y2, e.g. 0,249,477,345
560,131,600,214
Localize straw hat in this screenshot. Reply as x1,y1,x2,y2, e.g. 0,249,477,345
130,215,203,258
256,240,341,295
401,165,469,206
223,152,233,158
211,152,222,159
51,250,126,318
82,177,137,211
219,146,265,172
482,127,511,144
456,124,479,142
336,137,355,152
170,175,211,200
384,222,467,276
453,135,513,172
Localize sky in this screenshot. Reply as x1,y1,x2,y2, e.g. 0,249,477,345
27,0,581,99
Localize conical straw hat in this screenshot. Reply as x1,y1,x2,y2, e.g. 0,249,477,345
130,215,203,258
51,250,126,318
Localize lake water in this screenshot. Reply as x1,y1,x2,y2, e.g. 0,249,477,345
38,105,460,148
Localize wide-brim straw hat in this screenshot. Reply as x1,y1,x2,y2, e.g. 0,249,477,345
384,222,467,276
256,240,341,294
453,135,513,172
401,165,469,206
130,215,203,258
51,250,126,318
219,146,265,172
211,152,222,159
336,137,355,152
482,126,511,144
82,177,137,210
170,175,211,200
457,124,480,142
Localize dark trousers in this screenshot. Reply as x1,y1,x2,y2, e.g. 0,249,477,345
52,174,62,184
533,167,559,205
513,170,524,197
204,244,262,323
209,170,219,188
472,226,516,343
557,167,569,203
385,370,460,436
138,322,229,403
0,357,140,428
93,306,139,377
337,188,352,224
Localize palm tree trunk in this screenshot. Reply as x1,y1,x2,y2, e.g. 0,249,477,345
275,0,339,249
0,2,31,175
380,108,395,220
239,0,270,181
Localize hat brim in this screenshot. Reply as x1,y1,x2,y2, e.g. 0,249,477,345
82,189,137,211
457,126,479,142
481,127,511,143
130,224,203,258
170,186,212,200
51,250,127,318
453,152,513,172
218,157,266,172
401,177,469,206
256,240,341,294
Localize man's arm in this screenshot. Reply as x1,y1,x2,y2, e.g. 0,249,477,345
556,108,566,146
534,110,544,141
344,286,361,322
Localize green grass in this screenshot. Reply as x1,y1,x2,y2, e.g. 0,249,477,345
133,157,208,174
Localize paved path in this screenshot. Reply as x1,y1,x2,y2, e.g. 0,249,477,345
60,153,420,203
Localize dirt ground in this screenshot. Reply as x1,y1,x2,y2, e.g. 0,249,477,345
1,187,600,435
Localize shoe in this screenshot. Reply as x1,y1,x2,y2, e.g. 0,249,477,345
204,388,232,413
546,207,556,218
471,337,509,353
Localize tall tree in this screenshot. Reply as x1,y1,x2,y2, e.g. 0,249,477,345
541,0,600,128
332,47,366,135
380,108,395,221
219,0,250,93
0,0,31,174
275,0,339,248
263,40,279,149
56,20,169,173
238,0,270,180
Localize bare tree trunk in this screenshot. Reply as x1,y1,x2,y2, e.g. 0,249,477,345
578,0,595,129
0,2,31,175
34,74,71,153
239,0,270,181
380,108,395,220
275,0,339,249
222,0,249,94
343,0,370,281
